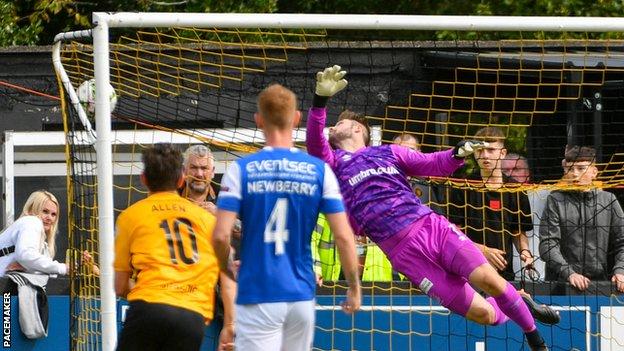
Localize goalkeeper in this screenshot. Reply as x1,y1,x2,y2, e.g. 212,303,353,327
306,65,559,351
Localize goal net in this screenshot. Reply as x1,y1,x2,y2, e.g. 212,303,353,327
53,13,624,351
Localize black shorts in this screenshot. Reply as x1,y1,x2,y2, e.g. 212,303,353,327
117,300,205,351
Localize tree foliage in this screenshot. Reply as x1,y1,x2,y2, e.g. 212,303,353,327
1,0,623,46
0,1,43,46
1,0,277,46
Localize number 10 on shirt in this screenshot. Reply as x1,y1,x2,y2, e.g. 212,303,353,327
265,198,290,255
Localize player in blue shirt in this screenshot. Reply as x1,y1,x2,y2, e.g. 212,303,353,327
213,83,361,351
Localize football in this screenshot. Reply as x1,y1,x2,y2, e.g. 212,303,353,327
76,79,118,117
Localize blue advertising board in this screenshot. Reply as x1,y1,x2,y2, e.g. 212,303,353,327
3,293,617,351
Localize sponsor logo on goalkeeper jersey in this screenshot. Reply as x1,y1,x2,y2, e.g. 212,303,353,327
246,158,316,175
347,166,400,186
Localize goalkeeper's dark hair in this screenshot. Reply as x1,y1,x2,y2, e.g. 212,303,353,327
142,143,183,192
475,126,506,145
564,145,596,164
339,110,371,146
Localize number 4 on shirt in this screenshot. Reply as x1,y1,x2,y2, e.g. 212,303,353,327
265,198,290,255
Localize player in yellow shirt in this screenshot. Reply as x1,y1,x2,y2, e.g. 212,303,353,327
114,143,220,351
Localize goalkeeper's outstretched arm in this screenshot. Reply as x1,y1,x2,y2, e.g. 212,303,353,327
390,140,488,179
306,65,348,167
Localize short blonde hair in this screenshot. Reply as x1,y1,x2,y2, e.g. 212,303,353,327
257,84,298,129
393,133,420,146
21,190,60,258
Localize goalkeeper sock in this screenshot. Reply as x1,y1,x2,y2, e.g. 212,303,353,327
485,296,510,325
493,282,536,332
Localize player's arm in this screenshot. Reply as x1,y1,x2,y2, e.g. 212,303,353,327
213,210,237,279
306,65,348,167
321,163,361,313
392,146,463,178
326,211,361,314
392,139,488,178
218,271,236,350
214,162,243,280
307,106,336,166
311,217,324,285
114,271,132,298
113,213,134,298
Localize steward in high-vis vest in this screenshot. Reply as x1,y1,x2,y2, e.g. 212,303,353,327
361,244,393,282
312,214,342,281
313,214,395,282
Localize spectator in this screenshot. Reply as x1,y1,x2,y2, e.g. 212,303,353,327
180,144,217,212
393,133,420,151
0,190,68,277
502,153,547,281
502,153,531,184
539,145,624,292
114,144,220,351
448,127,535,281
0,190,99,340
180,144,236,351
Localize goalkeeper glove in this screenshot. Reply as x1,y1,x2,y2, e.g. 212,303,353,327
453,140,489,159
313,65,348,107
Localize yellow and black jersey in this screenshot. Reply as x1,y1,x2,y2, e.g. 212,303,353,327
114,191,219,322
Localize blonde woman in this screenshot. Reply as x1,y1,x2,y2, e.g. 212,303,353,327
0,190,68,276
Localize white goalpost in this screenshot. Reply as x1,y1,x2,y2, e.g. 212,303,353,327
52,12,624,351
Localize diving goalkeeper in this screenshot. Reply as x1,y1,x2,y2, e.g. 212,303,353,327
306,65,560,351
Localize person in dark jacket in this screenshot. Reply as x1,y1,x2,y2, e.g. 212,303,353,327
539,145,624,292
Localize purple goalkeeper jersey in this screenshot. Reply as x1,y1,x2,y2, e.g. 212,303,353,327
306,107,464,243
